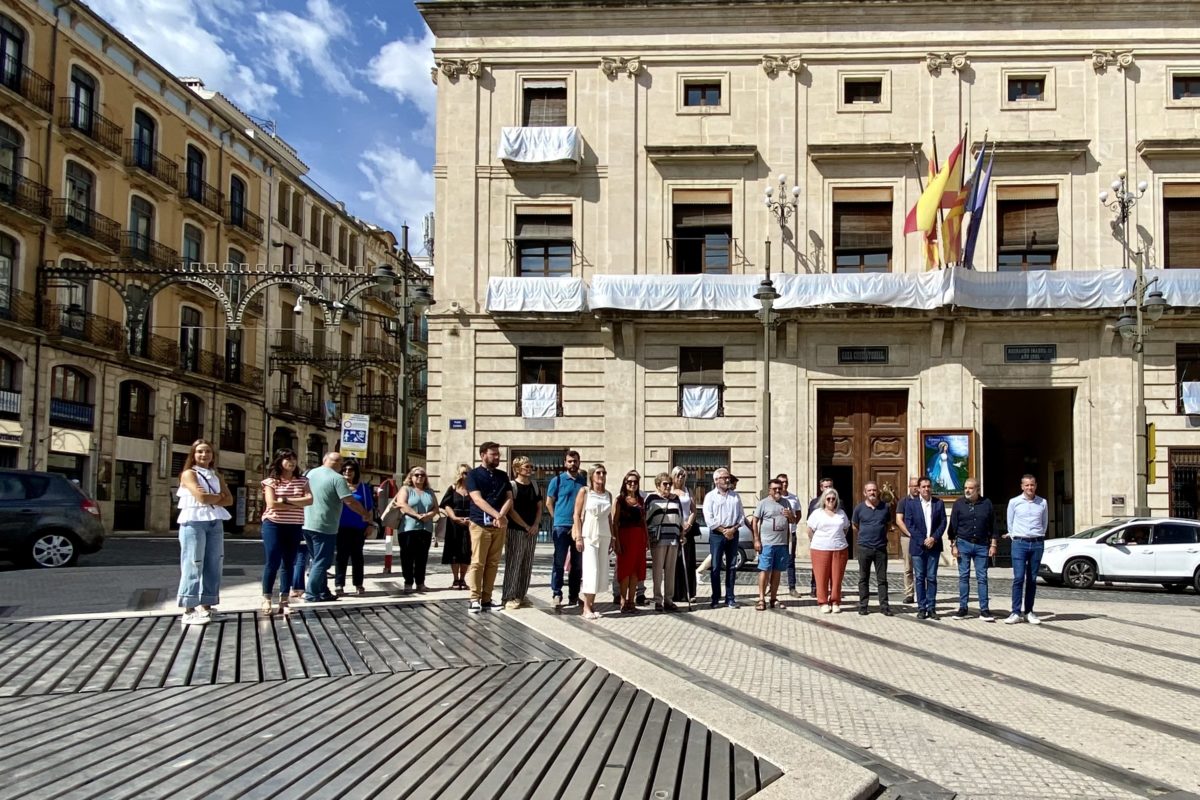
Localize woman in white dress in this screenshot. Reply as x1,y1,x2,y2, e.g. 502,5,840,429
928,441,960,494
572,464,612,620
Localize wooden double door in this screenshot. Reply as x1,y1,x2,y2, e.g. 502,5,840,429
816,390,908,556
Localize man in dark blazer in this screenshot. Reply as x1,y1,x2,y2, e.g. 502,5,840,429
902,476,947,619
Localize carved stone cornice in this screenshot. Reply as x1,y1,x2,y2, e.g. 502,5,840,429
435,58,484,82
762,55,804,78
925,52,970,76
1091,49,1134,73
600,56,642,79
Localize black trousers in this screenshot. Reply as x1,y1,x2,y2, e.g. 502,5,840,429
335,526,365,588
400,530,432,587
672,532,698,602
856,544,890,609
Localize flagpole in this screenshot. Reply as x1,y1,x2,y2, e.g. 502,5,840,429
931,133,943,268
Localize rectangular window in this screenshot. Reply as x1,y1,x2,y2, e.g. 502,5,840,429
996,190,1058,271
310,208,320,243
1173,74,1200,100
678,346,724,418
522,80,568,127
843,78,883,105
282,243,295,270
1169,448,1200,519
517,346,563,417
1007,76,1045,102
671,189,732,275
684,81,721,107
1177,344,1200,414
832,193,892,273
277,186,290,227
1164,188,1200,268
514,207,572,277
670,448,732,524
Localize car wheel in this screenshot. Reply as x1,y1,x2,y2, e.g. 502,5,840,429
1063,558,1097,589
1194,568,1200,594
1163,582,1188,593
28,531,80,569
732,549,745,571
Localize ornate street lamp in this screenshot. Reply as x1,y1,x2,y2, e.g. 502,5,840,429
764,173,801,272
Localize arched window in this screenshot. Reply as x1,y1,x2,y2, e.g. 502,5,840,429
220,404,245,452
179,306,201,372
1,14,27,86
0,351,20,418
69,66,97,133
0,232,15,315
49,366,93,430
173,392,203,444
65,161,94,218
224,246,245,309
272,426,296,454
132,109,155,168
185,145,205,200
117,380,153,438
129,195,154,260
0,120,22,179
229,175,246,227
183,223,203,266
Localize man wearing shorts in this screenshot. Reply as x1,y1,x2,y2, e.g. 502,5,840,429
751,479,796,609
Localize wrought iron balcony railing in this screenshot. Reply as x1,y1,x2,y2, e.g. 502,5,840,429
118,410,155,439
50,398,94,430
58,97,122,155
122,230,180,269
226,204,264,239
220,428,246,453
355,394,397,420
173,419,203,445
51,199,121,251
0,288,37,327
0,388,20,419
125,138,179,188
182,175,224,216
1,53,53,113
0,165,51,219
41,303,125,350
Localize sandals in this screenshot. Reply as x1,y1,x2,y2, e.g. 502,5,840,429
770,598,782,609
755,599,767,611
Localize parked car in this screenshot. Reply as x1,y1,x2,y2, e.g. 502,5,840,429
697,515,759,571
1039,517,1200,592
0,469,106,568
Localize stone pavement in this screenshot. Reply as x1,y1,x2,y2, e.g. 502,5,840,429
2,542,1200,799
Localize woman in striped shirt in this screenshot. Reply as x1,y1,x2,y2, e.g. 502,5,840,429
260,448,312,615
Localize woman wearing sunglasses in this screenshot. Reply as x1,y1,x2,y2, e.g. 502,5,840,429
806,487,851,613
613,471,649,613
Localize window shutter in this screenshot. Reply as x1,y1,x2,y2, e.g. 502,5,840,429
673,204,732,228
833,202,892,249
1165,198,1200,268
516,214,572,240
998,199,1058,249
522,84,568,127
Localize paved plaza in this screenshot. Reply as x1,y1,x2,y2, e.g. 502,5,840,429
1,542,1199,799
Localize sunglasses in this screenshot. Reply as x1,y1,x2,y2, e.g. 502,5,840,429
625,478,639,484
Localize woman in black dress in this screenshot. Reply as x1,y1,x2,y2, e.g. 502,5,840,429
439,463,473,589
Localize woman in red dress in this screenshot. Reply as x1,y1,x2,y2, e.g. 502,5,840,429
613,470,649,613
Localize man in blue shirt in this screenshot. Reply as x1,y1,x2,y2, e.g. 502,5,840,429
545,449,586,608
465,441,512,614
852,481,893,616
1004,474,1048,625
902,477,946,619
303,452,371,603
948,478,998,621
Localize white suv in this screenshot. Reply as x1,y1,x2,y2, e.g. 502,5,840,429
1039,518,1200,593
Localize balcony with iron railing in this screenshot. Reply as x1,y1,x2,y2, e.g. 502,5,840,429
182,175,224,217
0,165,51,220
50,398,95,431
173,418,203,445
0,288,37,327
51,199,121,252
1,53,54,114
180,345,226,381
41,303,125,350
272,330,312,355
124,138,179,189
117,410,155,439
665,235,736,275
58,97,122,156
220,427,246,453
273,387,319,420
0,388,20,420
355,393,397,421
226,204,264,241
362,337,401,360
122,230,180,269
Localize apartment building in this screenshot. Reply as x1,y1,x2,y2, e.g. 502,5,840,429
419,0,1200,554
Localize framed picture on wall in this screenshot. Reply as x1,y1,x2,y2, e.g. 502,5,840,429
920,429,974,498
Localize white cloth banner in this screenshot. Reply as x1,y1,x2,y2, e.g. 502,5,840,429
774,271,950,310
590,274,765,312
496,126,581,164
1183,382,1200,415
486,277,586,313
521,383,558,418
680,385,719,419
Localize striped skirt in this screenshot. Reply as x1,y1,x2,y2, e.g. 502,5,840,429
501,529,538,603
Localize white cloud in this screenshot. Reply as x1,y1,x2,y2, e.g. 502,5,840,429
367,14,387,33
356,145,434,238
367,29,436,120
254,0,366,101
85,0,278,113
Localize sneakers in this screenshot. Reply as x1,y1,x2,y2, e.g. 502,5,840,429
636,594,648,606
180,610,208,626
820,604,832,614
504,600,521,610
831,604,842,614
858,608,869,616
1026,611,1042,625
468,600,482,614
951,607,971,620
481,601,494,613
979,609,995,622
789,589,801,598
356,586,367,597
725,599,737,609
1002,613,1024,624
917,609,928,620
881,607,895,617
927,610,940,620
553,594,563,608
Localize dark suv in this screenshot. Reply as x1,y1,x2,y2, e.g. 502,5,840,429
0,469,106,568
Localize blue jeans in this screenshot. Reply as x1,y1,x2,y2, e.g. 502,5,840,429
261,519,302,596
912,549,940,612
956,540,991,611
551,525,582,600
1010,537,1045,615
178,520,224,608
304,530,337,601
709,532,738,604
291,535,310,591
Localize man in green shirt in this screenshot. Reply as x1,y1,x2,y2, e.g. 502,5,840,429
304,452,371,602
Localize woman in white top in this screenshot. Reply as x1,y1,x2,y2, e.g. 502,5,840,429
806,487,850,614
572,464,612,620
176,439,233,626
670,466,698,603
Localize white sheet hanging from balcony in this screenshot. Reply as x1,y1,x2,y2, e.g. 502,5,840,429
1182,382,1200,415
680,385,719,419
590,274,764,312
773,271,949,310
486,277,587,313
496,126,581,164
521,383,558,418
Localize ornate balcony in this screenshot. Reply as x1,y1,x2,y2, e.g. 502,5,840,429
50,398,94,431
122,230,180,269
124,138,179,192
362,337,401,360
41,303,124,350
1,54,53,115
0,388,20,420
181,175,224,218
51,199,121,253
58,98,122,157
273,330,312,355
0,165,50,222
226,204,264,242
220,427,246,453
173,418,203,445
117,410,155,439
180,345,226,381
0,289,37,328
355,393,397,421
274,387,319,421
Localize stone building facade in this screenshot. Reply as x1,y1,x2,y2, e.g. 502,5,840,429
419,0,1200,554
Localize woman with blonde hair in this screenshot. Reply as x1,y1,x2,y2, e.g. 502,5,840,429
806,486,851,613
670,465,699,603
439,463,473,589
176,440,233,626
398,465,439,592
502,455,542,609
573,464,612,620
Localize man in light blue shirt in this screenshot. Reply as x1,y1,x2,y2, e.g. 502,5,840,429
1004,474,1048,625
702,468,744,608
304,452,371,603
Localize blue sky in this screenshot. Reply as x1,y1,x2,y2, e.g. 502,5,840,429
86,0,436,252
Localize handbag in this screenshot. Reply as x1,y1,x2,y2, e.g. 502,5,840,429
379,493,405,529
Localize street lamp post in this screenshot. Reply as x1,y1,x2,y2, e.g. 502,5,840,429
1101,169,1166,516
754,244,780,491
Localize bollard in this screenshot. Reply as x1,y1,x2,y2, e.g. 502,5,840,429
383,530,394,574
